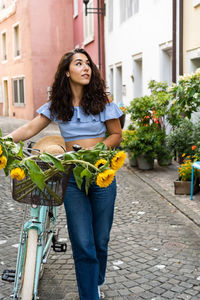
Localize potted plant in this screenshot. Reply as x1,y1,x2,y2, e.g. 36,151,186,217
174,157,199,195
168,69,200,127
166,118,194,163
121,129,137,167
125,125,163,170
156,144,173,166
125,80,172,170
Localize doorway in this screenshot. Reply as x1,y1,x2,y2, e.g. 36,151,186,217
3,79,9,116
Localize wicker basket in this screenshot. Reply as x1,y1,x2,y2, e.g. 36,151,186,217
12,161,73,206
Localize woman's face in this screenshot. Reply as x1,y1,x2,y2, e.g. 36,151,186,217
66,53,92,86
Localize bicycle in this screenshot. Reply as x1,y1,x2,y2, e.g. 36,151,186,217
2,146,75,300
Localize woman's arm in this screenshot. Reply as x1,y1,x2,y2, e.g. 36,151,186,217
5,114,51,143
103,118,122,148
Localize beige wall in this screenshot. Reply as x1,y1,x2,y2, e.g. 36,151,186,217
183,0,200,72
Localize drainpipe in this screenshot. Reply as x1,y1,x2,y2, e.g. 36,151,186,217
179,0,183,76
172,0,177,83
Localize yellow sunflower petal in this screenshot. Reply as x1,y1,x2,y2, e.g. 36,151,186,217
95,159,107,168
0,145,3,156
111,151,127,170
96,169,115,188
0,155,7,169
11,167,26,181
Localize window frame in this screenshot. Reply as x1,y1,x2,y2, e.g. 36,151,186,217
1,29,7,62
83,0,94,45
193,0,200,7
73,0,78,18
12,76,25,106
12,22,21,60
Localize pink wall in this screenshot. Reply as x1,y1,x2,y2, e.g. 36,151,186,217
0,0,74,120
29,0,74,117
0,0,33,119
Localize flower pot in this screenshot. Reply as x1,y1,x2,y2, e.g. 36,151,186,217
157,157,172,167
129,156,137,167
128,151,137,167
136,155,154,170
174,179,199,195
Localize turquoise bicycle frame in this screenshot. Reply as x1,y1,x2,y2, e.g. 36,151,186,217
12,204,57,299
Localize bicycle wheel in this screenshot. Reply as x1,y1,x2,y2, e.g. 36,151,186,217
21,229,38,300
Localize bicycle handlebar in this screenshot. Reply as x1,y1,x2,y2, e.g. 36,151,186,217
22,144,82,158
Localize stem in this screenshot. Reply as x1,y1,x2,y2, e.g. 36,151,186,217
62,160,99,172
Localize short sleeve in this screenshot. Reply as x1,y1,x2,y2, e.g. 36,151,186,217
36,102,56,121
100,102,123,122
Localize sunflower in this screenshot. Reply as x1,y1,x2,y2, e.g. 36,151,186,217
11,167,26,181
96,169,115,188
0,145,2,156
111,151,127,170
95,159,107,168
0,155,7,169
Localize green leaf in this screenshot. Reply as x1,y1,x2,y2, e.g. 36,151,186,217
80,168,93,195
93,142,107,151
63,152,79,161
73,165,84,190
25,160,45,191
0,128,2,137
40,153,64,172
14,141,24,158
80,168,93,179
85,177,91,195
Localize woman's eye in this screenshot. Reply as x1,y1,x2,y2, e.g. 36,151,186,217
76,62,81,66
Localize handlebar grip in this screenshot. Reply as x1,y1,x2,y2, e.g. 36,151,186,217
73,144,82,152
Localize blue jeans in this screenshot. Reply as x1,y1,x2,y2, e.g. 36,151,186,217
63,173,116,300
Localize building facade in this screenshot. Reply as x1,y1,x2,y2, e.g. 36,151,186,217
0,0,73,119
183,0,200,73
104,0,173,109
73,0,105,78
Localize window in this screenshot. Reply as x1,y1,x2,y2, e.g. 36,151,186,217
116,65,122,104
83,0,94,45
1,31,7,61
13,77,25,105
120,0,133,23
193,0,200,7
132,53,143,98
160,41,172,85
133,0,139,14
109,67,114,96
0,84,3,103
108,0,113,32
73,0,78,18
0,0,5,10
13,23,20,58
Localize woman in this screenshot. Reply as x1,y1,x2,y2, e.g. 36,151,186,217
7,48,123,300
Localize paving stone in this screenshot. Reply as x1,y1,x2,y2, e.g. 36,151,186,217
1,117,200,299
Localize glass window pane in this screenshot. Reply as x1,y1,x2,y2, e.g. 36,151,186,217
13,80,18,103
19,79,24,103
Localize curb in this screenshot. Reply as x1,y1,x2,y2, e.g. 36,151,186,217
126,165,200,228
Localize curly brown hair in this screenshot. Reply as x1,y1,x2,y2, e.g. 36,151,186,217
49,48,108,121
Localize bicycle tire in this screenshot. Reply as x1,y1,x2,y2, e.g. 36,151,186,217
21,229,38,300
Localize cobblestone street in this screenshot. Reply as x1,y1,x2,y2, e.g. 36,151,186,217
1,118,200,299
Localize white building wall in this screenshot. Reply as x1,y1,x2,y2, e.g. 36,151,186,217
105,0,172,109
